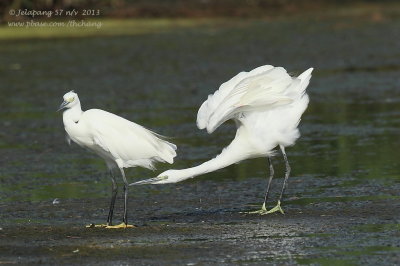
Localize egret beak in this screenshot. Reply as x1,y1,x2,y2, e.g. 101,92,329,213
129,176,168,186
57,100,69,112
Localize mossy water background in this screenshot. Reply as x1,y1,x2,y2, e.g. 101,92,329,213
1,8,400,265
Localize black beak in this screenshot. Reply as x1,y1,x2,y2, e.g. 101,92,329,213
57,101,69,112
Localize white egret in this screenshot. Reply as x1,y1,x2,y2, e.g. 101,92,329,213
132,65,313,214
58,91,177,228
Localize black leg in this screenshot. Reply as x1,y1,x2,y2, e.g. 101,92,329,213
262,157,274,206
123,184,128,224
120,168,129,225
107,169,118,226
278,145,291,202
242,157,275,214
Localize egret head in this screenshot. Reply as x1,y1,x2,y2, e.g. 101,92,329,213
129,169,188,185
58,90,79,111
154,169,189,184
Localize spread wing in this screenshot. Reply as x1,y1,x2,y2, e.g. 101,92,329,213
197,65,305,134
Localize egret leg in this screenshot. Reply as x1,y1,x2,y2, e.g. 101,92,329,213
86,170,118,228
123,183,128,224
266,145,290,214
242,157,274,215
106,168,135,229
107,170,118,225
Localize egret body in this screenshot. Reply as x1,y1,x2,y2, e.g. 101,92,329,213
59,91,177,227
133,65,312,214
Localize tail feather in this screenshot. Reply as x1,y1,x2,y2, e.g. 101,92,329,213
298,68,313,94
157,139,177,164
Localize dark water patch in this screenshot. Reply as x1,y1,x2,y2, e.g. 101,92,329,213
287,195,399,206
296,257,357,265
319,64,400,76
354,223,400,233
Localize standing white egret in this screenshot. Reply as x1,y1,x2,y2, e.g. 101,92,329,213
58,91,177,228
132,65,312,214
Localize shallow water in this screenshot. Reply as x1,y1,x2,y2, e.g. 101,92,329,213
1,14,400,265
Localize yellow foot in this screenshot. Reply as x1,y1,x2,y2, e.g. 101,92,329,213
241,202,268,215
105,222,135,229
86,223,109,228
266,200,285,214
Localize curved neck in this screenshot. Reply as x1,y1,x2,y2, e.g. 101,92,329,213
63,103,83,126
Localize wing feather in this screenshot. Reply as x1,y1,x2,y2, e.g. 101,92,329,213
84,110,176,168
197,65,306,134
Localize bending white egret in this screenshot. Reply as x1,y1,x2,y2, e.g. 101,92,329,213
132,65,313,214
58,91,177,228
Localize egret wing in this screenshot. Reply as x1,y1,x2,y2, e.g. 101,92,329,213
197,66,300,133
85,110,176,168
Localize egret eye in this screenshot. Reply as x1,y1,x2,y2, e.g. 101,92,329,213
68,97,75,103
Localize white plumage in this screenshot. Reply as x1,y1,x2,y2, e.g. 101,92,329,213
68,109,176,169
133,65,313,215
59,91,176,227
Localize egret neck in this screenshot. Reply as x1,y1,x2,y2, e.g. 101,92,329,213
158,137,250,183
175,153,237,180
63,100,83,126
